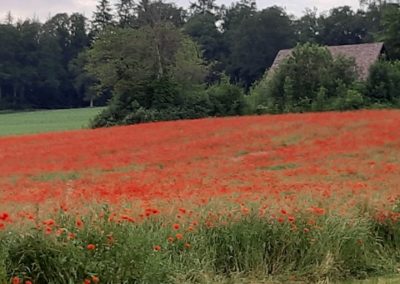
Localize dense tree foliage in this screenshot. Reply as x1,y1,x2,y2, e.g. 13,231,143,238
116,0,136,28
92,0,114,34
0,0,399,124
87,25,211,127
379,4,400,59
222,6,295,88
249,44,362,113
0,14,90,109
366,60,400,105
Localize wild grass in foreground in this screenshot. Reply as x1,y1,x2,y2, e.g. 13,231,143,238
1,202,400,284
0,108,104,136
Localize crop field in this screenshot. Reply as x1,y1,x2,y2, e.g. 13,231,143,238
1,110,400,283
0,107,104,136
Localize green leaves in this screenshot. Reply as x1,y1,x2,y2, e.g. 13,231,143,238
250,43,360,113
87,24,211,128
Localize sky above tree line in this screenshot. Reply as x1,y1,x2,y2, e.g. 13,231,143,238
1,0,360,22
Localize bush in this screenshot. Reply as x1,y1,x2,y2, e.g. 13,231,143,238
248,43,360,113
207,77,246,117
90,78,210,128
90,73,251,128
332,89,365,110
366,60,400,106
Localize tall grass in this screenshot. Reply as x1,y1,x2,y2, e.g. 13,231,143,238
1,204,399,284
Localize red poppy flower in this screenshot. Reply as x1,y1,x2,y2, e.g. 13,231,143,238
87,244,96,250
0,212,9,221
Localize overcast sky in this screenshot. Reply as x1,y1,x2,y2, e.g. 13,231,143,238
0,0,361,22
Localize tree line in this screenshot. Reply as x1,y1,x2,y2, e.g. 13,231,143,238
0,0,399,117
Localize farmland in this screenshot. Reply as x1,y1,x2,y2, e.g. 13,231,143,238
1,110,400,283
0,108,104,136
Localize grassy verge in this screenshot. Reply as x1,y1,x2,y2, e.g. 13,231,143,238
1,204,400,283
0,108,104,136
344,277,400,284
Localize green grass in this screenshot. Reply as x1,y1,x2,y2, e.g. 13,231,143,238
2,205,400,283
343,276,400,283
0,107,104,136
259,163,298,171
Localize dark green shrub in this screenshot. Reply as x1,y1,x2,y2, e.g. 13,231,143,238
249,43,360,113
207,78,246,117
332,89,365,110
366,60,400,106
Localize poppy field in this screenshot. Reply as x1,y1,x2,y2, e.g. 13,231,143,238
1,110,400,283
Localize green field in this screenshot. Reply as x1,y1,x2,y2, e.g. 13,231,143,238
0,108,104,136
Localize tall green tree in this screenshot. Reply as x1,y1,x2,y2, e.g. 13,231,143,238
318,6,372,45
379,4,400,59
69,52,99,107
0,13,89,109
87,25,201,93
43,13,71,65
37,13,90,107
86,24,208,126
189,0,218,15
221,0,256,31
295,8,320,43
184,13,224,62
136,0,185,27
15,20,41,107
0,23,20,106
69,13,90,58
116,0,136,28
36,18,66,107
92,0,114,34
222,6,295,88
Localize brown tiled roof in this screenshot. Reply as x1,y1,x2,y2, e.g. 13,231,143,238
270,42,385,80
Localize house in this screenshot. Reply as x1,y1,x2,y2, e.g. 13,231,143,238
270,42,385,80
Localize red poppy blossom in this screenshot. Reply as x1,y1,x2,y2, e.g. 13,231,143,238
76,219,84,228
87,244,96,250
43,219,55,226
0,212,9,221
309,207,326,216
